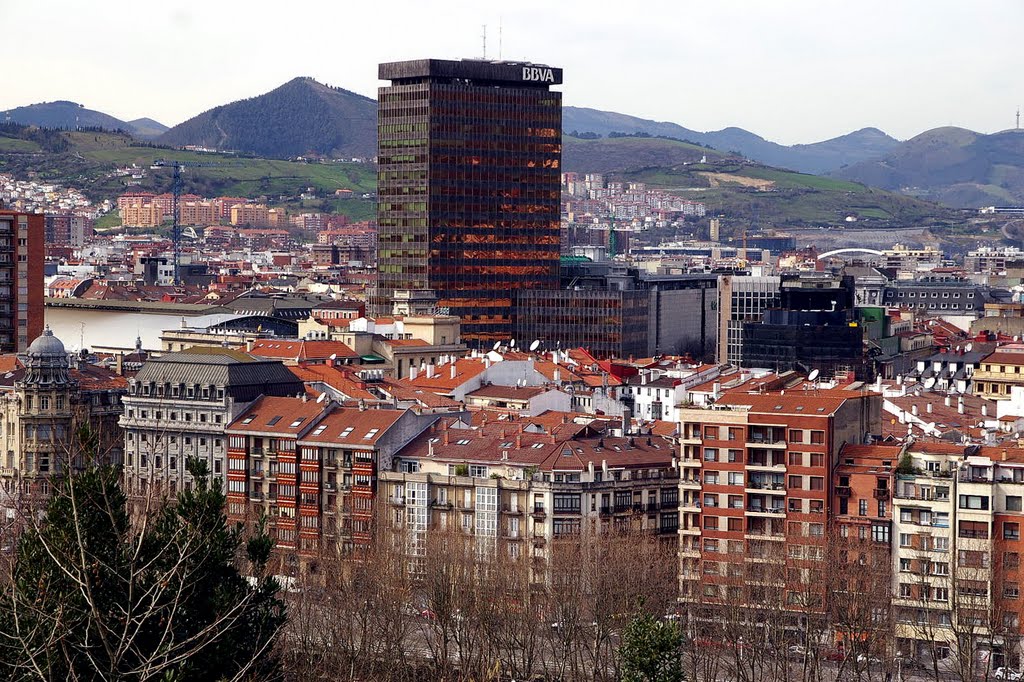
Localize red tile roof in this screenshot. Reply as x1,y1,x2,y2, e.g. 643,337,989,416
298,407,406,446
248,339,357,361
227,395,325,435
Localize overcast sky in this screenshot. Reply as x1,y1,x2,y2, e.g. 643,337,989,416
2,0,1019,145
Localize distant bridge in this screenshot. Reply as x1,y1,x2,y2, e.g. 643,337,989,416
817,248,884,259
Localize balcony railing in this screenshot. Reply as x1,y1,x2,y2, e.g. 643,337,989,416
836,485,851,498
873,488,890,500
661,499,678,510
532,505,547,516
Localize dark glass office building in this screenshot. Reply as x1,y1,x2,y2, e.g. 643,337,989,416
373,59,563,346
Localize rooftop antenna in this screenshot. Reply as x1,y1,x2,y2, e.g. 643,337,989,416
499,16,503,60
1018,107,1021,130
482,24,487,59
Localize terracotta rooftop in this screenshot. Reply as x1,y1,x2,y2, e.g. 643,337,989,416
227,395,325,436
298,407,407,446
248,339,358,361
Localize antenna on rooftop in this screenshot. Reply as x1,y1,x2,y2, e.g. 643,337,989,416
482,24,487,59
499,16,503,60
1017,107,1020,130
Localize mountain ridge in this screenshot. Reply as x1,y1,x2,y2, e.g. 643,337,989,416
1,100,166,139
562,106,901,174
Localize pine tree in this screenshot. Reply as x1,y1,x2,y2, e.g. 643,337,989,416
619,611,685,682
0,456,285,681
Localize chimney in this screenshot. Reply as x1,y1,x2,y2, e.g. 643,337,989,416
443,431,449,446
926,403,932,414
554,369,561,385
641,372,647,386
515,434,521,449
426,364,435,379
945,395,951,407
958,397,965,414
982,404,988,418
301,392,308,403
450,364,456,380
410,366,418,381
712,382,721,400
912,404,918,416
115,352,124,376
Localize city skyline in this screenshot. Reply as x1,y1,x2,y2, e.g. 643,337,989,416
1,0,1021,145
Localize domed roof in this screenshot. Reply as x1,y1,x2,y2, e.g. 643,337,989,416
26,327,67,358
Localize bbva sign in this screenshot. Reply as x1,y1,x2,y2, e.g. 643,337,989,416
522,66,555,83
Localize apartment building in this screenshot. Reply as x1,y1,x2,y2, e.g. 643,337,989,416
676,390,882,623
381,416,679,579
120,347,304,495
225,397,437,568
973,346,1024,401
0,210,43,353
892,442,1024,667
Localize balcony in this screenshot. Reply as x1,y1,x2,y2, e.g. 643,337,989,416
532,535,547,546
836,485,852,498
661,499,678,510
747,505,786,517
659,524,679,535
324,482,338,492
249,492,265,502
599,504,612,515
390,497,406,506
646,502,660,513
250,469,264,479
873,488,890,501
531,505,547,518
501,504,523,515
553,506,581,516
431,500,453,510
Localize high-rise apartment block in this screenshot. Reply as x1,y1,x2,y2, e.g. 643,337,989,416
374,59,563,345
0,210,43,353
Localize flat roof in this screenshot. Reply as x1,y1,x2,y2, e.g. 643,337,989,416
379,58,563,86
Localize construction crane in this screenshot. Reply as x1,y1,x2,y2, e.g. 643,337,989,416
150,158,241,285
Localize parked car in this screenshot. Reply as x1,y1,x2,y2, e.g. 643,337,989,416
995,668,1023,681
787,645,811,661
856,653,882,665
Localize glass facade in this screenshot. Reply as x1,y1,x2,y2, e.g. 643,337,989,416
374,59,562,346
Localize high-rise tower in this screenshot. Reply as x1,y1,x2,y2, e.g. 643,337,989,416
373,59,563,345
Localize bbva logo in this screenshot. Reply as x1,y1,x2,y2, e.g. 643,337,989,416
522,67,555,83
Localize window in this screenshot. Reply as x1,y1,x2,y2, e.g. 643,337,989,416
704,472,719,485
1009,496,1023,512
788,429,803,443
788,475,802,490
703,516,719,530
703,493,719,508
788,451,802,466
1006,552,1021,569
727,449,742,463
1006,523,1021,541
728,517,743,532
810,431,824,444
872,524,890,543
959,520,989,539
727,472,743,486
468,464,488,478
809,499,823,513
810,453,824,467
959,494,990,510
899,558,912,572
703,448,718,462
1005,583,1020,600
809,477,824,491
899,533,911,547
859,499,868,516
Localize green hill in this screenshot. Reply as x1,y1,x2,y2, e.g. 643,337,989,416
618,160,956,229
158,77,377,159
0,127,376,220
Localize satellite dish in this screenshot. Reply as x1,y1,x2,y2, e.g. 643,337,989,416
807,369,820,382
510,339,516,348
316,393,326,403
493,341,501,351
328,353,337,360
924,377,937,389
965,343,973,352
486,350,503,363
529,340,540,352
